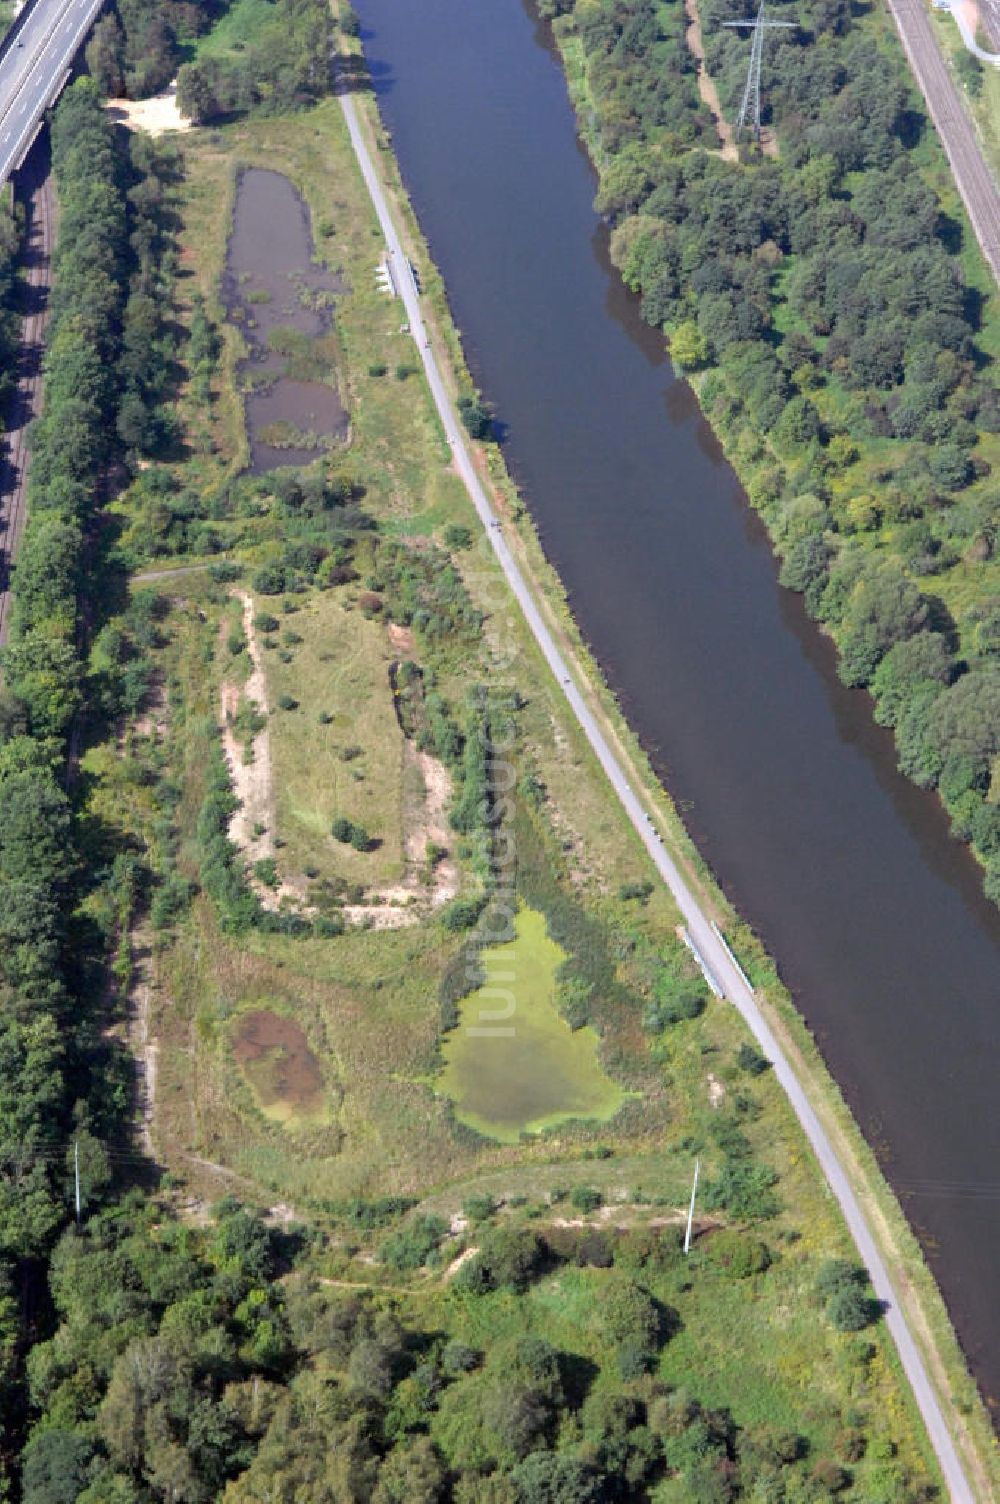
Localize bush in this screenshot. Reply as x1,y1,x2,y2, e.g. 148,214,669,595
441,894,487,932
150,872,196,929
814,1259,863,1301
442,1340,479,1375
253,564,286,595
462,1193,495,1223
828,1284,877,1332
705,1231,771,1278
457,393,492,440
253,858,279,890
456,1226,544,1294
736,1043,770,1076
380,1213,448,1271
569,1186,602,1214
349,823,371,853
576,1230,613,1268
443,523,473,550
702,1160,779,1221
254,613,279,633
603,1278,663,1349
313,914,344,938
619,879,654,903
332,817,353,842
277,694,298,711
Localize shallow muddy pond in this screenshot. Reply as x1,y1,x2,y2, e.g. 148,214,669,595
224,167,348,472
232,1008,327,1124
437,908,626,1142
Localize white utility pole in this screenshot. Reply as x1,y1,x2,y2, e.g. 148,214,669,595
73,1139,81,1228
683,1158,700,1255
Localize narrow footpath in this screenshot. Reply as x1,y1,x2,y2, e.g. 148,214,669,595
339,86,978,1503
0,156,51,645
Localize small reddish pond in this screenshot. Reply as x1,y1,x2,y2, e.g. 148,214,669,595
231,1008,326,1122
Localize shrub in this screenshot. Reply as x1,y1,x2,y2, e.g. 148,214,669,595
569,1186,602,1214
702,1160,779,1221
443,523,473,550
253,858,279,889
736,1043,770,1076
150,872,196,930
254,613,279,633
814,1259,863,1300
313,914,344,938
811,1459,851,1492
332,817,353,842
441,894,487,932
456,1226,544,1293
576,1231,613,1268
462,1193,495,1223
442,1340,479,1375
457,393,492,440
644,980,706,1031
349,824,371,853
253,564,286,595
619,879,654,903
706,1231,771,1278
380,1213,448,1271
277,694,298,711
603,1278,663,1351
828,1284,877,1332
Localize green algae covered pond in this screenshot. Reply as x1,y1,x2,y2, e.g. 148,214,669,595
437,908,627,1142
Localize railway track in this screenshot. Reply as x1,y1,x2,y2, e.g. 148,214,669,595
0,158,52,647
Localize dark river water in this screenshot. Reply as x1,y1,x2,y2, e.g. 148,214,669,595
355,0,1000,1410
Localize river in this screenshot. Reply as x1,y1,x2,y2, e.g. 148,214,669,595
355,0,1000,1410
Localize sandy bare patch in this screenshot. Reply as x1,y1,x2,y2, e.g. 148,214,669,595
126,926,158,1156
685,0,739,163
220,593,301,910
387,621,415,653
343,741,458,928
107,83,190,137
445,1245,479,1280
707,1072,726,1108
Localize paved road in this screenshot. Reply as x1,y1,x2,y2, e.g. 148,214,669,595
0,0,105,186
0,159,51,646
339,88,978,1503
888,0,1000,284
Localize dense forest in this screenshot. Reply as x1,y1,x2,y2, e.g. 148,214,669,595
175,0,333,122
0,80,193,1496
17,1187,930,1503
543,0,1000,905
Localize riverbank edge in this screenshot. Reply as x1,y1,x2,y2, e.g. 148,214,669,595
554,12,1000,907
342,46,1000,1500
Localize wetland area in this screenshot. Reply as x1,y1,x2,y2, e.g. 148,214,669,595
224,166,348,472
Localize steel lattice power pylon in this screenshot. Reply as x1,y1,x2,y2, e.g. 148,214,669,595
723,2,796,142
